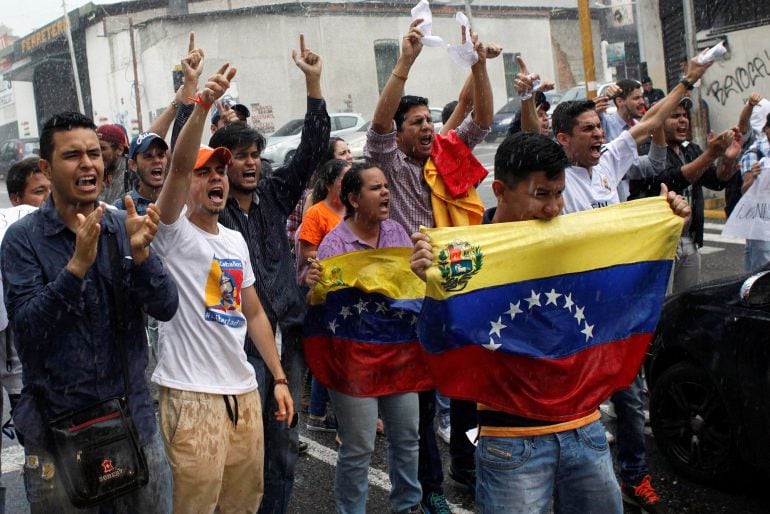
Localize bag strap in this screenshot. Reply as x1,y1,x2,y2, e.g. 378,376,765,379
106,231,132,401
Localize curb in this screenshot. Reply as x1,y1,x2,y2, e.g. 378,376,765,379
704,209,726,220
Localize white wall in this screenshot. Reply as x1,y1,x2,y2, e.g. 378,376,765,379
700,24,770,134
84,9,557,141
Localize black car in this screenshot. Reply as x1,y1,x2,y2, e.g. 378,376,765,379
0,137,39,179
486,97,521,142
646,268,770,484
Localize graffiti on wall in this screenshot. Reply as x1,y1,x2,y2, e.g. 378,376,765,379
705,49,770,107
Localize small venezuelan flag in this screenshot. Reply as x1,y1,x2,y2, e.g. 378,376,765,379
304,248,434,397
419,197,683,421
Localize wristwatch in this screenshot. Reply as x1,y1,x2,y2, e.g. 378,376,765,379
679,78,695,90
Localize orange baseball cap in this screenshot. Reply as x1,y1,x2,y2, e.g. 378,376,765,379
195,145,232,169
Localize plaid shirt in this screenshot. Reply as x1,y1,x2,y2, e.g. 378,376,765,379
740,136,770,175
364,115,489,234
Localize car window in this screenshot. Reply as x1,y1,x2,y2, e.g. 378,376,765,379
334,116,358,130
0,142,15,160
271,119,304,137
23,141,39,155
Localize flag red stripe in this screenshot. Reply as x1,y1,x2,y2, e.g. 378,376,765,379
304,336,434,397
422,334,651,421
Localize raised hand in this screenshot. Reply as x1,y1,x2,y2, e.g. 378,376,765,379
292,34,322,79
513,56,539,96
724,126,743,160
200,63,237,106
401,19,424,65
749,92,763,107
214,100,240,126
181,33,205,84
486,43,503,59
66,206,104,279
125,195,160,265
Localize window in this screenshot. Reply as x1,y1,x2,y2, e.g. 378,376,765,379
503,52,522,100
335,116,358,130
374,39,400,94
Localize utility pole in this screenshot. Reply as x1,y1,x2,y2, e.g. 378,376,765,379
129,17,144,132
577,0,597,99
62,0,85,113
682,0,706,147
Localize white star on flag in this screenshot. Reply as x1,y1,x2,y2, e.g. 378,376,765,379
393,310,406,319
545,289,562,306
328,319,339,334
526,290,542,309
339,306,352,319
581,322,594,341
562,293,574,312
505,301,522,320
482,338,502,351
410,314,419,326
375,302,388,314
574,306,585,324
354,299,369,314
489,317,506,337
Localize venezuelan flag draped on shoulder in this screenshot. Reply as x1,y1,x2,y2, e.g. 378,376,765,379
304,248,434,397
419,197,683,421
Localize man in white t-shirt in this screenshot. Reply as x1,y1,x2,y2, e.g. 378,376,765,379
551,53,714,514
152,62,293,513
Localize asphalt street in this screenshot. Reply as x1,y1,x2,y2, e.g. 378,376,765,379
0,145,766,513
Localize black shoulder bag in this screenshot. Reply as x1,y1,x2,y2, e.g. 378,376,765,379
42,232,149,507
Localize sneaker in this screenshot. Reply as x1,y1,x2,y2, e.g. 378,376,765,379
449,465,476,496
622,474,664,514
605,430,616,444
421,491,452,514
436,423,450,445
306,415,337,433
298,440,309,455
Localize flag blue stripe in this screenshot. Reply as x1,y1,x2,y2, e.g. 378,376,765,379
418,260,671,359
305,288,423,344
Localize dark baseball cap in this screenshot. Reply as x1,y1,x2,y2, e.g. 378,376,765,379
96,124,129,153
641,76,652,84
129,132,169,160
211,98,250,125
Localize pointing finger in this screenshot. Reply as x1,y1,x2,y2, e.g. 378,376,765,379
299,33,306,54
124,195,137,217
216,62,230,76
516,55,529,76
188,32,195,53
225,67,237,81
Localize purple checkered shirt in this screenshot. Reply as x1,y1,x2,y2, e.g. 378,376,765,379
364,115,489,234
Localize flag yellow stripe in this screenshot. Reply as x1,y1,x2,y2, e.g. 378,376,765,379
423,197,683,300
310,247,424,305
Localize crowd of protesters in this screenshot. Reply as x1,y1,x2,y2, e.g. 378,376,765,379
0,14,766,514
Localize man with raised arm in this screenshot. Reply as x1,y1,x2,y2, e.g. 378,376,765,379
364,19,493,512
210,35,330,514
152,62,294,513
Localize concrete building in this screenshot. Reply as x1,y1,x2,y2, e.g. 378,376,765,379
2,0,663,141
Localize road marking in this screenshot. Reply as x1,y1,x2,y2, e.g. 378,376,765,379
2,444,24,473
300,436,473,514
699,246,724,255
703,232,744,244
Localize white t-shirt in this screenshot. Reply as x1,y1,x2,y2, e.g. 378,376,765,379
563,130,639,214
0,204,38,331
151,210,258,394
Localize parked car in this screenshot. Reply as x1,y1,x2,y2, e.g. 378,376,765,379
262,113,367,165
645,268,770,485
0,137,39,179
486,97,521,141
553,82,617,116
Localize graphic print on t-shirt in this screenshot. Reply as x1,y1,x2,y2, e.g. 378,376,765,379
204,257,246,328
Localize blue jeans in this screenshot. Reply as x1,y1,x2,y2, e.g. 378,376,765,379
611,372,647,485
24,429,172,514
249,326,306,514
476,419,621,514
309,375,331,418
745,239,770,272
329,390,421,514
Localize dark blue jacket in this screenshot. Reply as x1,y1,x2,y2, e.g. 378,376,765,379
0,197,178,449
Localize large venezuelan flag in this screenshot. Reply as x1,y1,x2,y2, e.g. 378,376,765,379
419,197,683,421
304,248,434,397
